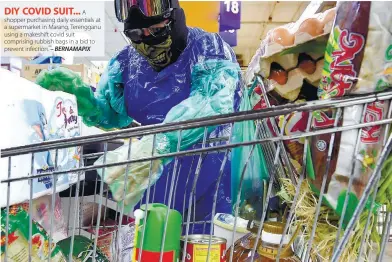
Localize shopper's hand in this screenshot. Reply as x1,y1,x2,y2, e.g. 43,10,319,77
35,67,84,95
94,135,165,207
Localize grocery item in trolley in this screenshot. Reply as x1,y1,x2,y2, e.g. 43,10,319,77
226,220,300,262
213,213,249,250
308,1,392,223
20,194,68,242
57,235,109,262
180,235,226,262
134,203,182,262
245,7,336,96
231,86,269,220
0,205,67,261
246,8,336,175
0,69,82,208
86,218,135,261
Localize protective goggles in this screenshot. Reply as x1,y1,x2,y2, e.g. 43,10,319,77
115,0,173,23
124,20,172,43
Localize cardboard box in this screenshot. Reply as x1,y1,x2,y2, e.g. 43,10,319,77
22,64,97,88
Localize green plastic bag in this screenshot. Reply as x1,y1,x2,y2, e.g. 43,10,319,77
231,87,269,220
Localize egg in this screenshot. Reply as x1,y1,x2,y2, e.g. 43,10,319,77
269,68,288,85
271,27,295,46
299,59,316,74
298,18,324,37
321,8,336,25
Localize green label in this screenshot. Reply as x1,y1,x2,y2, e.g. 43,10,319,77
386,45,392,61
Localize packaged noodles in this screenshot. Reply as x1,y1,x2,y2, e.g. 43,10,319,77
309,1,392,223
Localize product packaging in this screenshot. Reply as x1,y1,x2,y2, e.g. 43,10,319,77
86,219,135,261
134,203,182,261
57,235,110,262
28,194,68,242
1,205,66,261
0,68,82,208
308,1,392,223
245,8,336,175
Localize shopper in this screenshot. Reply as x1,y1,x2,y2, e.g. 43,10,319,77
36,0,241,233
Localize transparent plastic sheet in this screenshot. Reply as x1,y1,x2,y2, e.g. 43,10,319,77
244,7,336,87
242,3,392,260
231,87,269,220
95,58,240,213
36,27,241,220
244,8,337,178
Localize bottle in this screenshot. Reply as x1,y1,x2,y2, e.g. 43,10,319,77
257,221,301,262
134,203,182,262
226,221,300,262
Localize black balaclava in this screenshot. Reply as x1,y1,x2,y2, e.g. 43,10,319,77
124,0,188,71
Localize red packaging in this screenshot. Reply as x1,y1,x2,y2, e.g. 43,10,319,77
310,1,392,223
134,249,175,261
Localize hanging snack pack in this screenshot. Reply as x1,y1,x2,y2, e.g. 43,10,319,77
247,8,336,174
1,206,66,261
0,69,82,208
308,1,392,223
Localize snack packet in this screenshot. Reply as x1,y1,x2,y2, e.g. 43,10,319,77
1,205,66,261
86,219,135,261
57,235,109,262
309,1,392,223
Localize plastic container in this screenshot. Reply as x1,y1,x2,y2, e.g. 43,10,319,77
226,221,300,262
213,213,249,250
134,203,182,261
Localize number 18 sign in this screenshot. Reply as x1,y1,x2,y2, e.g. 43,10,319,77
219,0,241,31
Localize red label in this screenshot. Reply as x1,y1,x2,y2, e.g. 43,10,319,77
135,248,175,262
313,111,335,129
323,28,365,97
361,101,384,144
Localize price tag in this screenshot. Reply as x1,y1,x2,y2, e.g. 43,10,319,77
219,30,237,47
219,1,241,31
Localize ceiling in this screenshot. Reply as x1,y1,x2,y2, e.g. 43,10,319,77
75,1,335,68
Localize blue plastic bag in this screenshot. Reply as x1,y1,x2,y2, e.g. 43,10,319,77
231,87,269,220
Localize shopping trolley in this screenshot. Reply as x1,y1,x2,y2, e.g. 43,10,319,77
1,86,392,262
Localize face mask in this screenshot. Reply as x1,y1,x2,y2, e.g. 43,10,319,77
132,36,173,71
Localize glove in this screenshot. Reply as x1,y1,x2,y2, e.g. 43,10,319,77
35,65,132,130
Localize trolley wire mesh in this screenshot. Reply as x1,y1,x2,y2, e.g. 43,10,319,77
1,90,392,262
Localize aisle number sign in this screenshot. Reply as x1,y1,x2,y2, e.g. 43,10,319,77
219,30,237,47
219,1,241,31
219,1,241,47
182,1,241,33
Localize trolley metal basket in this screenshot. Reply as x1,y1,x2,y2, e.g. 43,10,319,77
1,88,392,262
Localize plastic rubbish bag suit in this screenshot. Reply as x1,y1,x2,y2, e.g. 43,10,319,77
36,28,241,227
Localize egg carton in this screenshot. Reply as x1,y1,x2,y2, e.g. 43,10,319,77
270,59,324,101
260,8,336,59
259,47,325,78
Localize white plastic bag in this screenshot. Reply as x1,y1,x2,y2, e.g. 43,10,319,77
0,68,82,207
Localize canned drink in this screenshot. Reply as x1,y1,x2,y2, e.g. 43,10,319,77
180,235,227,262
